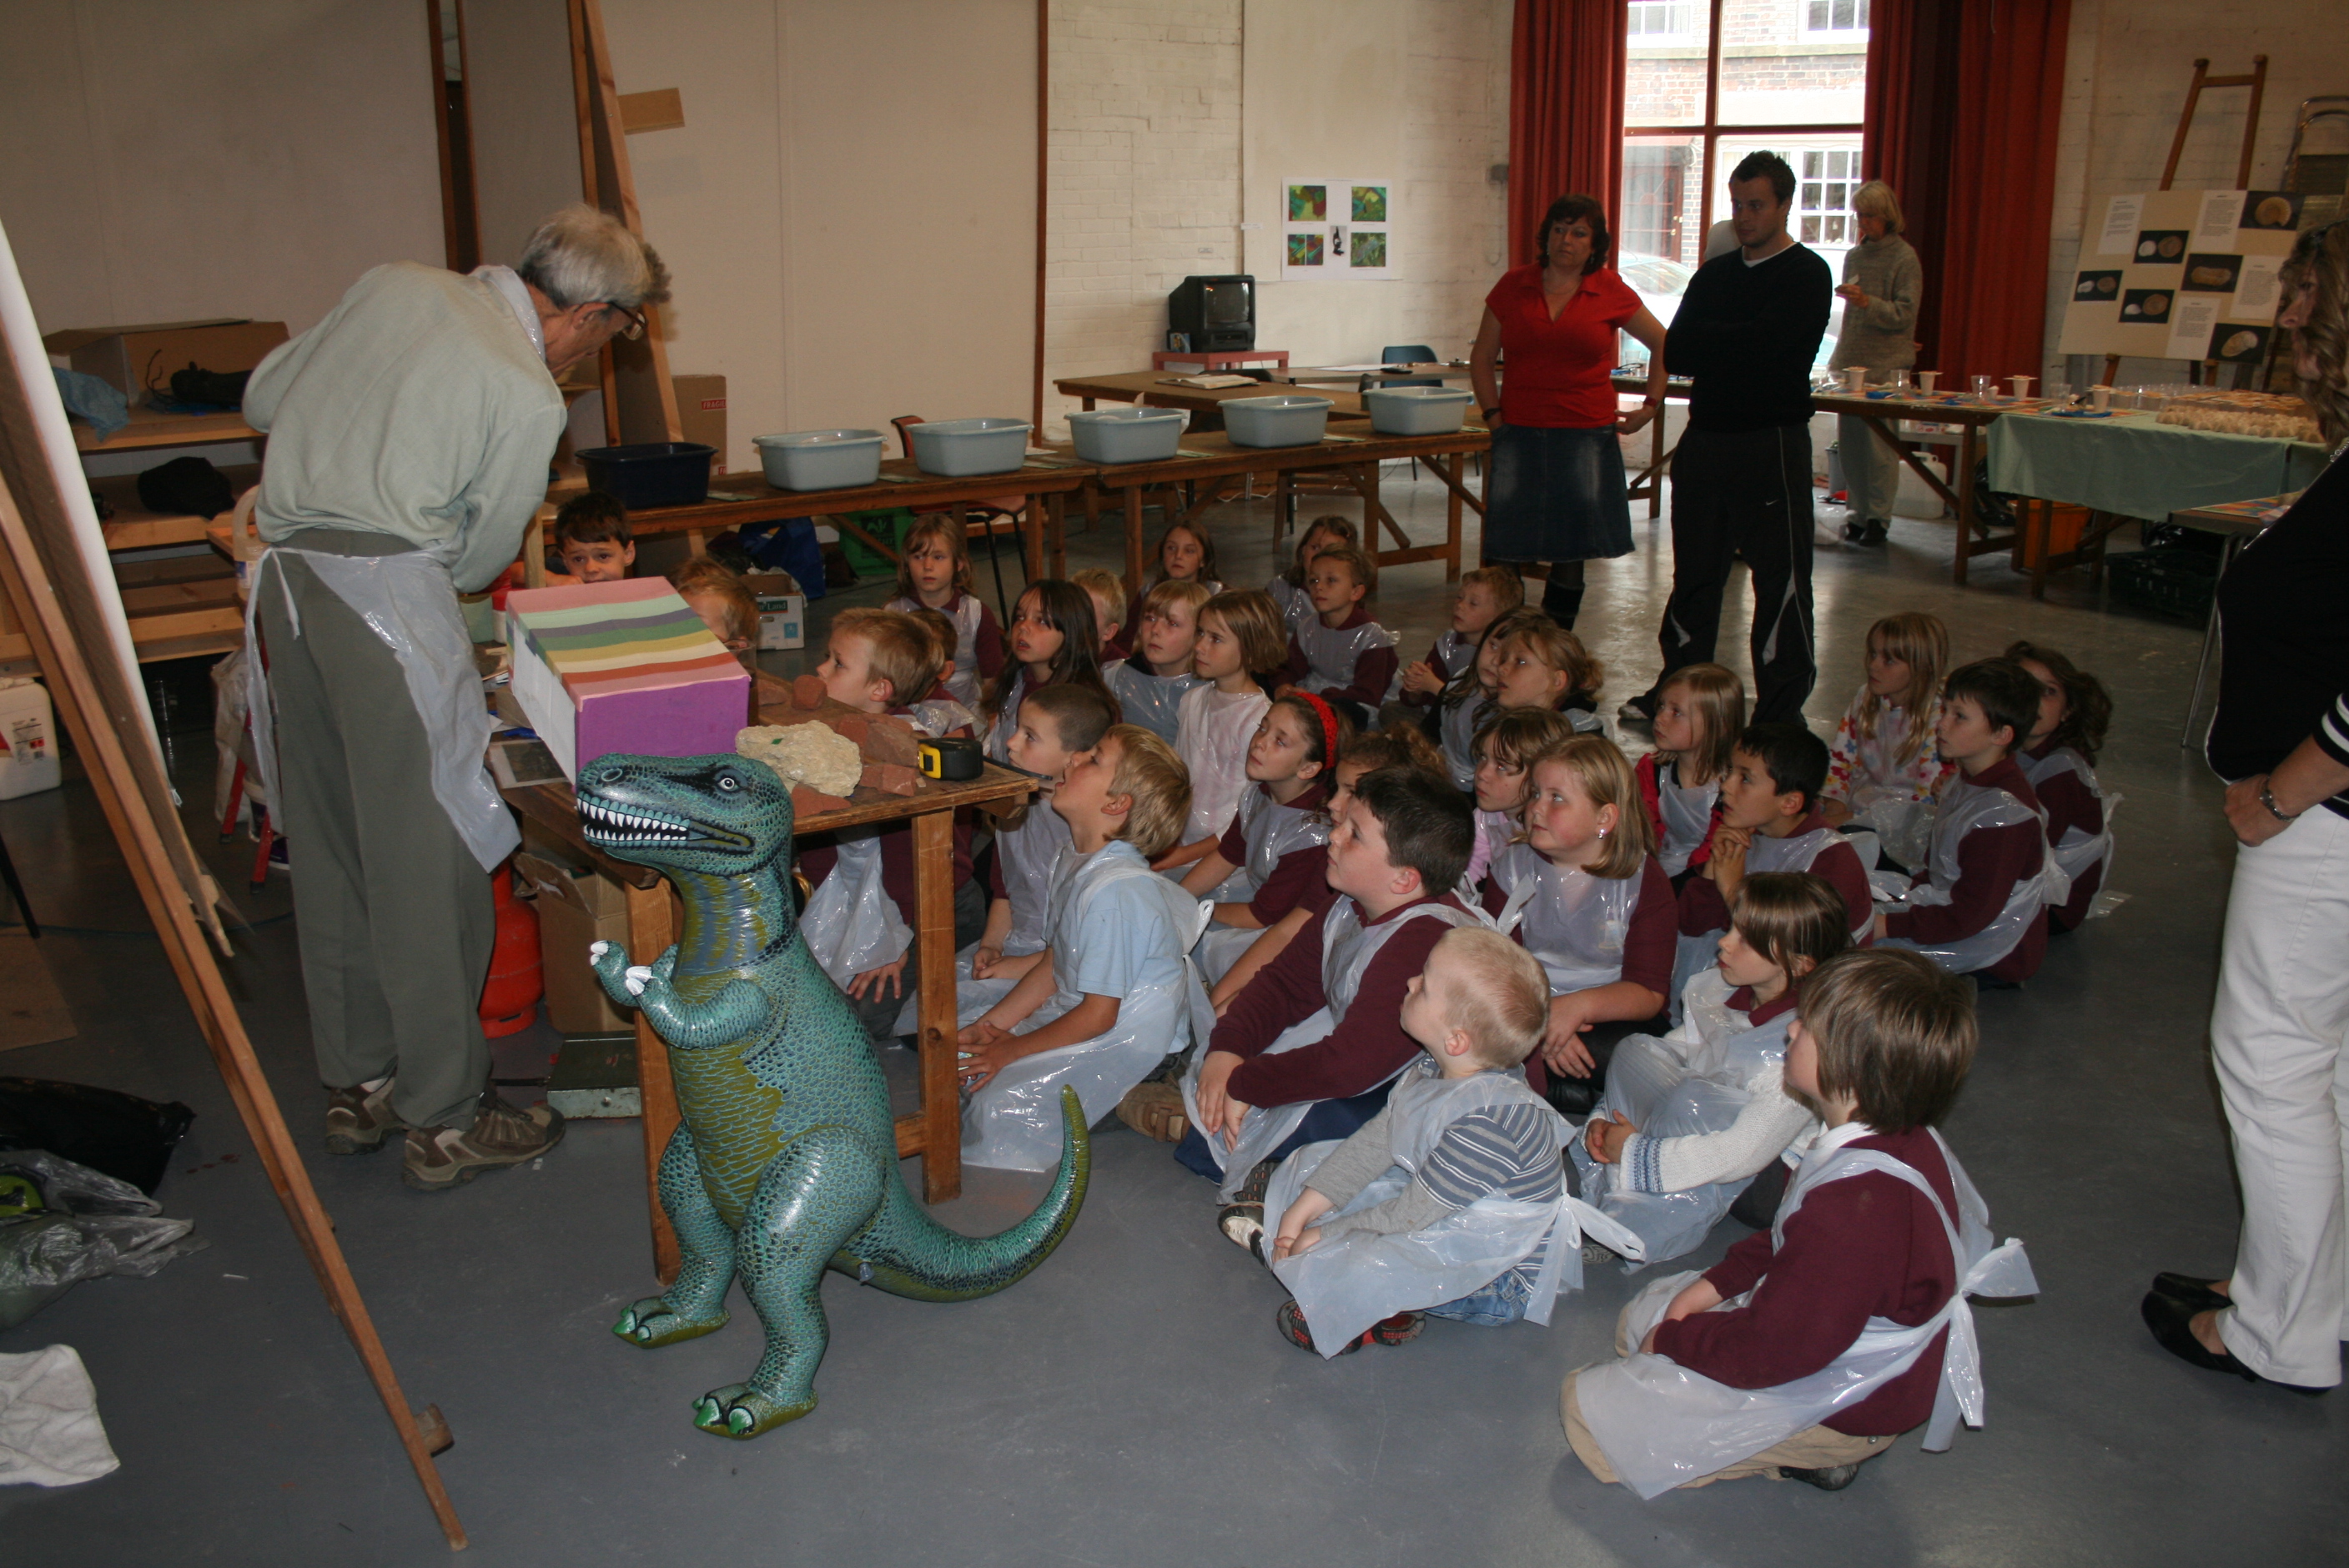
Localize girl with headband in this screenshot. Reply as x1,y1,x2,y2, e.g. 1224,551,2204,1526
1182,693,1355,985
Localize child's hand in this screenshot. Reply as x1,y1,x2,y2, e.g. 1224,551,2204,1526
848,955,909,1002
1819,797,1854,827
1273,1189,1333,1259
1641,1277,1725,1352
1872,911,1889,941
968,942,1005,978
1401,661,1441,696
1272,684,1297,700
1542,994,1600,1078
1586,1112,1637,1164
972,947,1043,983
1708,825,1752,893
954,1022,1024,1089
1275,1226,1323,1260
1194,1050,1242,1141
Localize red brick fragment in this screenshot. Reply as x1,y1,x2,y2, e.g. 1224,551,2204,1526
791,786,853,815
860,762,919,796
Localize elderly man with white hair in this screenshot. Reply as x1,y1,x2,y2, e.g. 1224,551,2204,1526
243,205,668,1191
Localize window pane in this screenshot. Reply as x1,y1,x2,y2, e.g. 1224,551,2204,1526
1802,216,1821,242
1625,0,1712,127
1720,0,1866,124
1617,133,1703,360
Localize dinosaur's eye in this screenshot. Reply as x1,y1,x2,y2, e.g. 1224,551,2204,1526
716,772,742,792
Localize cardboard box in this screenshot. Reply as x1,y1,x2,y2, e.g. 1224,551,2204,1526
672,373,727,473
513,852,635,1034
43,318,289,398
741,571,805,651
506,579,752,780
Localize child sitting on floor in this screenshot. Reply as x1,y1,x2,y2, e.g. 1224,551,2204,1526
670,556,758,671
956,725,1210,1172
1269,515,1359,634
1562,947,2035,1498
1672,722,1874,1013
1400,566,1522,711
1577,872,1852,1271
1117,520,1223,651
981,580,1115,762
903,606,978,736
1489,612,1607,732
1822,612,1956,869
1481,735,1677,1117
1436,605,1526,790
2005,641,2116,932
1072,568,1131,661
1182,693,1347,984
1170,589,1285,860
1637,664,1744,882
1183,767,1482,1216
1103,579,1210,744
1874,659,2060,985
884,515,1004,711
1279,545,1399,708
1263,927,1572,1356
957,683,1117,998
552,489,633,582
1467,707,1578,888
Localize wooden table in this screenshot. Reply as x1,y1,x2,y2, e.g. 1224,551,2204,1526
1064,426,1490,592
500,736,1037,1283
1276,363,1477,386
1809,391,2052,586
1609,373,1692,520
526,458,1099,592
1054,369,1372,423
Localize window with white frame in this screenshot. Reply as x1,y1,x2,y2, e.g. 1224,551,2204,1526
1627,2,1698,44
1803,0,1870,37
1797,147,1859,247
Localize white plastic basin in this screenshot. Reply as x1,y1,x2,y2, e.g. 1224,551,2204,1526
1222,395,1331,449
752,429,886,491
1362,385,1473,436
1066,406,1187,464
908,418,1033,477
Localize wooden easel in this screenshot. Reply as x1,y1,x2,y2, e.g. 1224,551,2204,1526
570,0,682,449
2104,57,2269,389
0,271,467,1547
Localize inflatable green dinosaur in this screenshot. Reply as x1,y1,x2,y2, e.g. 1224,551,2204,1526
581,753,1089,1438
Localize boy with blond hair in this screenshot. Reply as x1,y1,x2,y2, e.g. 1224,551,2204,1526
1072,568,1131,661
1279,545,1399,708
955,725,1211,1171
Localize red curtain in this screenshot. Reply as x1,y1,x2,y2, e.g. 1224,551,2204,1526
1865,0,2073,381
1508,0,1627,269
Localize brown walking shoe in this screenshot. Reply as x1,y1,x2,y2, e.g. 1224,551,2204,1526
323,1076,405,1155
401,1089,565,1192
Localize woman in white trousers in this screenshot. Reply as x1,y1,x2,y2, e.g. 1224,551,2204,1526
2143,221,2349,1394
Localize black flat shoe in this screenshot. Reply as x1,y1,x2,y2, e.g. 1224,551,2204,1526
1859,520,1889,547
1780,1463,1859,1491
2151,1272,2231,1310
2140,1290,2330,1395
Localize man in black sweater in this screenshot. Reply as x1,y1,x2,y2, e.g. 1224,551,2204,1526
1632,152,1831,727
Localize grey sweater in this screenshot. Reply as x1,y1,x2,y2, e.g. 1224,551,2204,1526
245,263,566,594
1827,234,1923,373
1305,1069,1562,1242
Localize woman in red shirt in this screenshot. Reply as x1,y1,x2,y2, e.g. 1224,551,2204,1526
1469,194,1669,628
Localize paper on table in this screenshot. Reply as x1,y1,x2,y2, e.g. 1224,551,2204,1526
2098,194,2145,257
2165,294,2224,362
2235,255,2283,318
2193,190,2247,249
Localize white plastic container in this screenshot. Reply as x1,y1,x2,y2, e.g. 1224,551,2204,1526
1066,406,1186,464
908,418,1033,477
0,678,61,799
1222,395,1332,448
1361,385,1473,435
753,429,886,491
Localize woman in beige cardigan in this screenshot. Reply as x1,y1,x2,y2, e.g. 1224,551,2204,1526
1828,181,1923,547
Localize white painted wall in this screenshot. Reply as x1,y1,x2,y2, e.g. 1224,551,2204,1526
2044,0,2349,386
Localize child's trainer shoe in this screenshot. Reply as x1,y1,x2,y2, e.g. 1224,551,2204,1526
1277,1299,1425,1353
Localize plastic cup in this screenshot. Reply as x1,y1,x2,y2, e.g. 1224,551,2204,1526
1889,369,1912,395
2009,375,2035,400
1916,371,1939,393
1844,366,1869,392
1970,374,1994,399
2090,385,2111,412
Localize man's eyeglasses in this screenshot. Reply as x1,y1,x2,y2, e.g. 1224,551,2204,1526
602,302,646,340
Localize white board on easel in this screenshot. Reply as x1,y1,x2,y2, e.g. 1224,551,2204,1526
2059,188,2305,366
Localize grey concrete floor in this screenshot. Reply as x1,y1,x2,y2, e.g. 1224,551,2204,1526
0,468,2341,1564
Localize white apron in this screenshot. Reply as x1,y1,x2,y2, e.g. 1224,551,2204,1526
798,831,911,986
1194,786,1332,983
1176,684,1270,842
1292,614,1400,703
244,543,517,873
1573,970,1810,1268
1439,691,1491,792
960,842,1215,1172
1264,1058,1640,1357
981,670,1029,763
1181,897,1486,1199
1667,824,1861,1021
1652,760,1718,878
1575,1123,2037,1500
1103,659,1200,745
1840,703,1941,871
1875,774,2070,975
893,799,1069,1038
1491,842,1638,996
2018,746,2120,919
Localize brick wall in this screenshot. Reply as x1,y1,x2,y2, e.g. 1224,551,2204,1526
1041,0,1509,435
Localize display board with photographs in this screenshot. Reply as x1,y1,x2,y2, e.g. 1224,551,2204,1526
2058,187,2307,362
1280,177,1396,280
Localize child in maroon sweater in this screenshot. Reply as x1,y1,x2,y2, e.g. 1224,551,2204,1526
2007,641,2115,933
1874,660,2056,984
1563,947,2035,1495
1278,545,1399,708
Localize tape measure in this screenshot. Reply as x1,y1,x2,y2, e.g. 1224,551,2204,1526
918,735,983,781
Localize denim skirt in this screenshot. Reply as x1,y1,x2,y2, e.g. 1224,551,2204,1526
1483,421,1632,563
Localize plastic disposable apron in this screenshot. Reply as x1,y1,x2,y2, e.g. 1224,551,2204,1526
1265,1058,1641,1356
1182,897,1484,1200
1667,825,1856,1019
1653,764,1718,878
907,697,976,740
2019,746,2120,917
1573,972,1803,1268
1176,686,1270,842
961,840,1215,1173
1575,1123,2037,1500
1195,787,1331,983
797,831,910,988
892,798,1069,1038
1843,704,1939,870
926,593,988,711
1293,616,1400,703
1104,661,1199,745
1439,693,1491,792
981,671,1031,764
1491,842,1636,996
244,542,517,873
1875,775,2070,974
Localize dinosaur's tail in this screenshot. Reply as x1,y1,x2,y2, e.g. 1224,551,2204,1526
852,1085,1091,1302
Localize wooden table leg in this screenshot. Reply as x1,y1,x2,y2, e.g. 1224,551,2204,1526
1443,454,1463,578
524,505,551,588
1023,493,1043,582
1046,492,1067,578
2029,500,2053,601
1121,485,1144,594
1647,414,1665,518
1275,469,1293,546
626,880,682,1284
1953,425,1979,587
911,807,960,1203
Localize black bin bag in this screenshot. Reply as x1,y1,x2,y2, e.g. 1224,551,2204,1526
0,1079,197,1196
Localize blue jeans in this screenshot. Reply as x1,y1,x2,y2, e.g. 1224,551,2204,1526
1424,1264,1537,1327
1173,1079,1396,1184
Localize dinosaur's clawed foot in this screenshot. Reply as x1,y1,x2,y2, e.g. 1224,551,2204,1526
692,1383,814,1439
613,1297,729,1349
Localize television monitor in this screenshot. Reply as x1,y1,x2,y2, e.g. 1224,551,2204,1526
1167,274,1255,352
